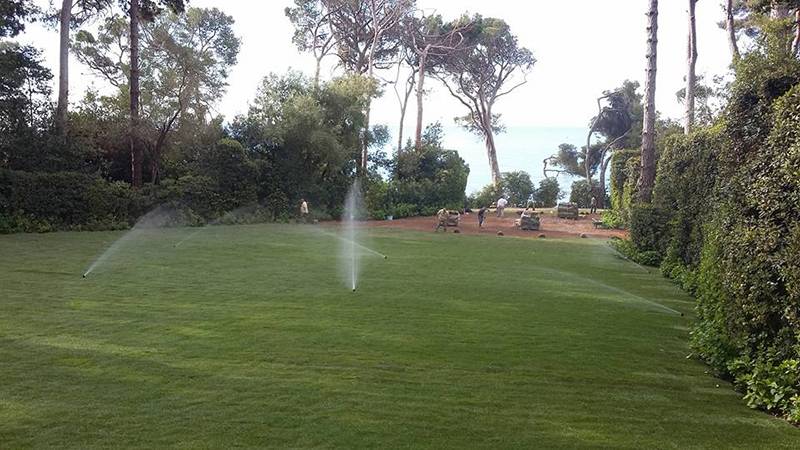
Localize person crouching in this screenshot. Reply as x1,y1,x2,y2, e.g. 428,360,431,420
435,208,448,232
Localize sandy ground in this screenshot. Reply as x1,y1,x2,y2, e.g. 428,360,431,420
365,208,628,240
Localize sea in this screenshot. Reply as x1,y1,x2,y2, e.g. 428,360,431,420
438,125,588,196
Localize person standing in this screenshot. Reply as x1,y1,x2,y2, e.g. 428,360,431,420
590,196,597,214
300,199,309,223
496,197,508,218
478,205,488,228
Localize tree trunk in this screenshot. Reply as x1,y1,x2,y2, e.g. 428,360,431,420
56,0,71,136
129,0,143,188
585,125,595,187
414,47,429,151
599,154,612,209
792,10,800,56
726,0,740,60
397,100,407,154
685,0,698,134
639,0,659,204
483,110,501,186
314,55,322,88
361,102,371,173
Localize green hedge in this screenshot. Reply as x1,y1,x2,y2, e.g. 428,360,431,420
0,169,149,233
642,52,800,423
654,127,721,277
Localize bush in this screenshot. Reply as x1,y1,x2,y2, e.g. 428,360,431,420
569,179,608,208
609,149,640,213
653,128,721,269
536,178,562,208
600,209,625,229
730,358,800,421
0,169,149,233
609,238,662,267
628,203,669,258
674,52,800,422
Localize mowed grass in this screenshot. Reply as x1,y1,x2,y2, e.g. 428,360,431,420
1,224,798,448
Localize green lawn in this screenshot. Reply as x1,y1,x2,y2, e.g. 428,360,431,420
1,224,798,448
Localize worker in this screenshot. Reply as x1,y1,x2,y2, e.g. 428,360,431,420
435,208,449,232
496,197,508,218
478,205,488,227
300,199,309,223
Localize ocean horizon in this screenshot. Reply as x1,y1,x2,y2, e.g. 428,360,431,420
438,125,587,195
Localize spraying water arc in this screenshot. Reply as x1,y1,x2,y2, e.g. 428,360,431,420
341,180,363,292
82,205,177,278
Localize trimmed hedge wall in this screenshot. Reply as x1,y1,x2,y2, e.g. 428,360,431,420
0,169,149,233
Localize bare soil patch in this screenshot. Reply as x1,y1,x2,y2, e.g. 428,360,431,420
366,208,628,239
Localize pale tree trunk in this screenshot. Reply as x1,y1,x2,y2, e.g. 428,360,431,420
130,0,143,187
414,47,429,151
396,74,413,154
56,0,71,136
685,0,698,134
483,109,501,186
585,125,595,186
361,37,380,174
314,56,322,88
639,0,659,204
599,155,612,210
726,0,740,60
792,10,800,56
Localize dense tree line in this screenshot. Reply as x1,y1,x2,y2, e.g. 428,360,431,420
3,0,539,230
611,1,800,424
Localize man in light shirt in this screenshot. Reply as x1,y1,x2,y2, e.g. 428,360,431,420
300,199,309,223
496,197,508,218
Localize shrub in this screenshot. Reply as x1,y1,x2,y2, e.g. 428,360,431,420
0,169,149,233
653,128,721,270
730,358,800,420
628,203,669,258
569,179,608,208
600,209,625,229
677,52,800,422
609,238,661,267
609,149,640,213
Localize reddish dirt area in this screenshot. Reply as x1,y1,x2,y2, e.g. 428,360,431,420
366,209,628,240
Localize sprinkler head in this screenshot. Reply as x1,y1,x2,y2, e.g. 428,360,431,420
82,274,87,279
352,288,357,292
384,255,388,259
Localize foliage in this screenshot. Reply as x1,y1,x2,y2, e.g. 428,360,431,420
499,171,533,206
654,127,721,272
632,47,800,422
438,14,534,183
569,179,607,208
545,143,595,179
73,7,240,182
628,203,669,260
369,125,469,219
729,358,800,421
468,182,503,209
468,170,535,208
0,43,53,169
535,177,562,208
0,168,148,233
609,237,662,267
0,0,36,38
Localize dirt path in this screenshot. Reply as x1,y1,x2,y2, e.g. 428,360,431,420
366,208,627,240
